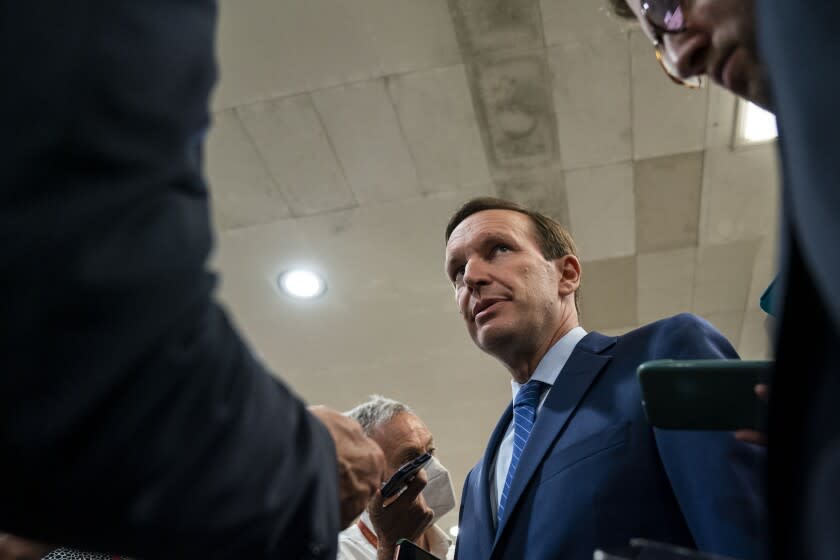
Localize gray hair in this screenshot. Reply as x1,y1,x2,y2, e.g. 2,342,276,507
345,395,414,436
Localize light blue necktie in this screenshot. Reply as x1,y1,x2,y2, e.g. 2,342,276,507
497,379,546,528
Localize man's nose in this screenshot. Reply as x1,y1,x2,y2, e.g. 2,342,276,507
463,259,490,289
665,31,710,80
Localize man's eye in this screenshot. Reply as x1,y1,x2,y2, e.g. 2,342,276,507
495,244,511,253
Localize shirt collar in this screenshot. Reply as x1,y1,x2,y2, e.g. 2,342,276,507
510,326,588,400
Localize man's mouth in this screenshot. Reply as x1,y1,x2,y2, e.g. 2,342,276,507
472,299,505,322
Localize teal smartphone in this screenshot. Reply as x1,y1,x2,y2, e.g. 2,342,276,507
637,360,772,431
394,539,441,560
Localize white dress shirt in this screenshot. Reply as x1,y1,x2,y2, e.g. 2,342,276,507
337,510,453,560
490,326,588,520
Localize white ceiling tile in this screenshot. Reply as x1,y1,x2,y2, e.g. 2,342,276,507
693,241,760,314
541,0,627,45
237,95,357,216
213,0,381,110
212,218,310,319
705,83,739,149
494,166,569,225
580,256,638,331
311,80,421,205
205,110,291,230
387,65,491,192
637,248,696,324
738,310,774,360
359,0,461,75
601,325,637,337
635,152,703,252
630,30,708,160
700,144,781,245
699,311,745,349
565,162,635,260
548,33,632,169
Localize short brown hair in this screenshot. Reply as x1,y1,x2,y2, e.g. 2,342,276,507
607,0,635,19
445,197,580,313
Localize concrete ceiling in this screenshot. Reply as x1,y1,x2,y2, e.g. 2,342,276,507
206,0,780,532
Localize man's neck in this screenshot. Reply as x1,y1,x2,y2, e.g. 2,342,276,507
504,321,578,384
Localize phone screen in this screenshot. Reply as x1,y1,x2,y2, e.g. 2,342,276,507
395,538,442,560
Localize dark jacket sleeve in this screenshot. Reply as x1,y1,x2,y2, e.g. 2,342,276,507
651,315,767,559
0,1,339,558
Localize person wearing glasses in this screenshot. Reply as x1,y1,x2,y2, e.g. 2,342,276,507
607,0,770,110
607,2,840,559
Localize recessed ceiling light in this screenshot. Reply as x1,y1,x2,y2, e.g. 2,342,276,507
449,525,459,538
736,100,778,145
277,269,326,299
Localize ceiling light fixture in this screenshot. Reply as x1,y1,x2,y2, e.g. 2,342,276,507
277,269,326,299
449,525,460,538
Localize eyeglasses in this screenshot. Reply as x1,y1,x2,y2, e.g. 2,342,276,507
641,0,703,88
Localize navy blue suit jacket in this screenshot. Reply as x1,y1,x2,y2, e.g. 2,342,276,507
455,314,765,560
0,2,338,558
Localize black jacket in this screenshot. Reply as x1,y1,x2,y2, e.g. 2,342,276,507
758,3,840,559
0,1,339,558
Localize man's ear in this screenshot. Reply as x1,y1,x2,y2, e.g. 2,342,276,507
555,254,581,298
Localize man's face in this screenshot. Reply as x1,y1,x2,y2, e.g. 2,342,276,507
444,210,572,359
370,412,435,477
626,0,770,109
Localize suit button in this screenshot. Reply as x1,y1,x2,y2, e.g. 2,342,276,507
307,542,325,557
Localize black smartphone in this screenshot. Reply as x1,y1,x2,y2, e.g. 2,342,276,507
381,452,433,499
394,538,442,560
637,359,772,431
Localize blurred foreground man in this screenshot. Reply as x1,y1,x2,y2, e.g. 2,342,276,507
0,2,384,558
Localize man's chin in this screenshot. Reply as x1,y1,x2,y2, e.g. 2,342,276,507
749,80,774,112
741,61,773,112
474,325,514,355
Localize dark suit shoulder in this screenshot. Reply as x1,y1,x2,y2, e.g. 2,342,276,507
609,313,735,360
610,313,708,342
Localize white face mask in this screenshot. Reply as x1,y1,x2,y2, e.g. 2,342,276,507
422,456,456,523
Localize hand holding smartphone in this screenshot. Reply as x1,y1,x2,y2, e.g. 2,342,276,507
637,359,772,431
381,452,433,501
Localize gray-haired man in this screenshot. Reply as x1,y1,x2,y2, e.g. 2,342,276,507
338,396,456,560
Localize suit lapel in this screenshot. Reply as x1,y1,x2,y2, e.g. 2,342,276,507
472,402,513,558
492,332,616,549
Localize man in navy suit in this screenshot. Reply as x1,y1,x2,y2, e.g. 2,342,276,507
444,197,765,559
0,2,385,558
